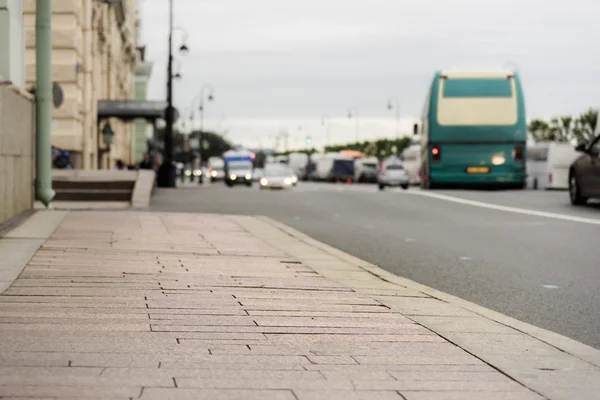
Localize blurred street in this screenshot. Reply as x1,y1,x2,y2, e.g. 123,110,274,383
152,182,600,349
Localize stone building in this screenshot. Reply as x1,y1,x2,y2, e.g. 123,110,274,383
132,0,153,164
23,0,139,169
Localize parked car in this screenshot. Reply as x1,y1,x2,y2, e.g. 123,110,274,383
207,157,226,182
568,135,600,205
377,162,409,190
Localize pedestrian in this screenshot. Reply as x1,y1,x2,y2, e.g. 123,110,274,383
139,154,153,169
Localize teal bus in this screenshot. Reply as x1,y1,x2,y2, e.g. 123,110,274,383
414,70,527,189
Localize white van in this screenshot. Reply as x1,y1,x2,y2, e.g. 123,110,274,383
526,142,580,190
354,157,379,183
401,144,421,185
287,153,309,180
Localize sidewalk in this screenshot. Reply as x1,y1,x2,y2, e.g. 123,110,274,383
0,211,599,399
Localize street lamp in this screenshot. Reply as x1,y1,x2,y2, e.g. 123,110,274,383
102,121,114,145
387,96,400,138
156,0,189,188
190,84,215,163
347,107,359,143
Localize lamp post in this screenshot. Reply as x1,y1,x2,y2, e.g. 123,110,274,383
347,107,359,143
156,0,189,188
190,85,214,163
387,96,400,138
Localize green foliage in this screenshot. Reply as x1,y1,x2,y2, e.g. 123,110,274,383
154,128,233,163
275,138,412,160
528,108,598,143
273,148,319,157
324,137,413,159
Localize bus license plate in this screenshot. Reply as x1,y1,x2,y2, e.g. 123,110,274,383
467,167,490,174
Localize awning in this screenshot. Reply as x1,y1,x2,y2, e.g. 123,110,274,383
97,100,179,121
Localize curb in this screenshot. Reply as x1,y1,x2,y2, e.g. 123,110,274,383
231,214,600,400
0,210,68,294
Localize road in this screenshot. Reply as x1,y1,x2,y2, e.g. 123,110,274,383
151,181,600,349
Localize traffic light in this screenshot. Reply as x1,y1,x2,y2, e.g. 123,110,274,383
305,136,312,145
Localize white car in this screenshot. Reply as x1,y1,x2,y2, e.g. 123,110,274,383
260,166,297,189
377,163,409,190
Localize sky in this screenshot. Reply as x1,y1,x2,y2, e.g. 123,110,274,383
140,0,600,150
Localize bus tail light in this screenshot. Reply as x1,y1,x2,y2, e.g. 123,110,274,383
432,147,441,161
514,144,523,162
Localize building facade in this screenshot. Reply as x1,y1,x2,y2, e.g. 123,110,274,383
23,0,139,169
132,0,153,164
0,0,26,86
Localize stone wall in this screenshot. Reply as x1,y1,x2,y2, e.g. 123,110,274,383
0,81,35,225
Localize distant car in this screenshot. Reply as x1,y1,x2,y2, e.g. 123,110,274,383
208,166,225,182
568,135,600,205
260,165,296,190
182,163,203,183
377,163,409,190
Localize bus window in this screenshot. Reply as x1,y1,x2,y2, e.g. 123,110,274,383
437,78,518,127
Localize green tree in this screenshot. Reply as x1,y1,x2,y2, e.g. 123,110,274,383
573,108,598,143
153,128,233,163
527,119,550,141
323,137,412,159
546,116,572,142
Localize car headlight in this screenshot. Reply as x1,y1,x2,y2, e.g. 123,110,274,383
193,169,202,176
292,176,298,183
260,178,268,185
284,178,292,185
211,170,217,177
230,174,237,180
245,173,252,180
184,170,191,176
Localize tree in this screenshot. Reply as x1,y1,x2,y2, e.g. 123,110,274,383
546,116,572,142
573,108,598,144
153,128,233,163
323,137,412,159
527,119,550,141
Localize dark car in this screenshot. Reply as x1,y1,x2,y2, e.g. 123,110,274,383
568,135,600,205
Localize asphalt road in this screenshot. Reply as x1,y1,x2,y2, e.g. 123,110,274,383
151,181,600,349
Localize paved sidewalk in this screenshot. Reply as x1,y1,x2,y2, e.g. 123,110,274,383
0,211,598,399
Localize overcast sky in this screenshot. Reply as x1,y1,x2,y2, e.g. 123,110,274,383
140,0,599,150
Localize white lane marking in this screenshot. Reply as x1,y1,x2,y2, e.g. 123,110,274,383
405,238,416,242
543,284,560,289
460,256,473,261
404,190,600,225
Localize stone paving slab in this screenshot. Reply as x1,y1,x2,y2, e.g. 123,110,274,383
1,210,593,399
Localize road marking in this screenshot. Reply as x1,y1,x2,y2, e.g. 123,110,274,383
460,256,473,261
543,284,560,289
405,238,416,242
404,190,600,225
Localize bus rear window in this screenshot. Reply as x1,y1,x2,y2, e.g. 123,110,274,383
437,77,518,126
443,78,513,98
